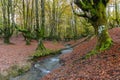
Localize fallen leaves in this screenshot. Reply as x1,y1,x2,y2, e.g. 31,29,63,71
42,28,120,80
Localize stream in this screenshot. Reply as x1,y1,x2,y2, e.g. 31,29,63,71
10,45,73,80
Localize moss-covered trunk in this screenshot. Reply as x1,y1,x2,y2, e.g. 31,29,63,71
92,11,112,51
36,38,46,50
36,0,46,50
73,0,112,58
4,37,10,44
73,0,112,52
93,25,112,51
92,1,112,51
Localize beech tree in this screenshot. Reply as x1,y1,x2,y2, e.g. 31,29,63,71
72,0,112,52
36,0,46,50
114,0,120,26
1,0,14,44
15,0,36,45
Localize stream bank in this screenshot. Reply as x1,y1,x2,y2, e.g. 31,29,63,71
10,44,73,80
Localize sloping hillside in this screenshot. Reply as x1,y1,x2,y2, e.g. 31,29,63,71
42,27,120,80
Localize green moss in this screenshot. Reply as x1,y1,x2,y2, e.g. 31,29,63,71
26,39,31,45
83,32,112,59
0,63,31,80
82,50,98,59
7,64,31,77
99,38,112,51
0,74,9,80
32,49,60,60
83,38,112,59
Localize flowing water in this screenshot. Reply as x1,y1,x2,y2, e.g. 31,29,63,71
10,45,73,80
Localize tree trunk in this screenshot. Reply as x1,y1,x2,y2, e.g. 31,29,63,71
4,37,10,44
36,38,45,50
93,25,112,51
35,0,40,40
91,1,112,51
73,0,112,52
36,0,46,50
26,39,31,45
1,0,14,44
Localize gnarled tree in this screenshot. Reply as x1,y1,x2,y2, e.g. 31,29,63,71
72,0,112,52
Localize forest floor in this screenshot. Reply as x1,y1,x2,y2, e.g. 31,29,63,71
0,34,64,74
41,27,120,80
0,27,120,80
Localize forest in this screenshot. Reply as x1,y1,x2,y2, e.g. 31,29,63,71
0,0,120,80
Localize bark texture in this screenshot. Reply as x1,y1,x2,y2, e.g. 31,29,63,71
73,0,112,51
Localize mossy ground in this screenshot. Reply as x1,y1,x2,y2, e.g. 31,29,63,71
0,63,31,80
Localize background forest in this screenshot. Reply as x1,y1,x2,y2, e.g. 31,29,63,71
0,0,119,44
